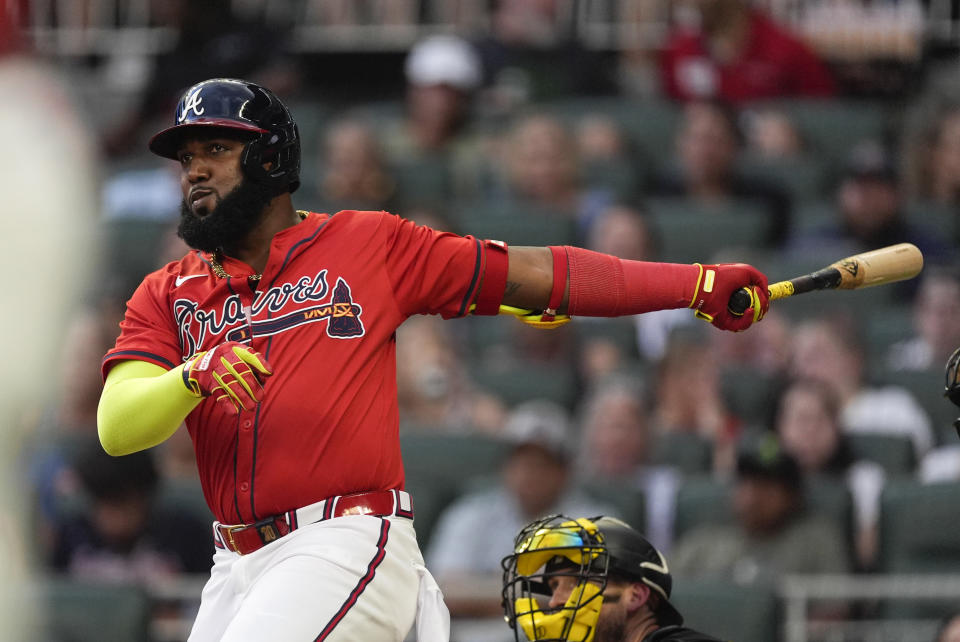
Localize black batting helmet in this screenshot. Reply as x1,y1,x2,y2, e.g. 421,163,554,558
149,78,301,194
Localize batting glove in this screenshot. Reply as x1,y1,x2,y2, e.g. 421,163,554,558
182,341,273,413
689,263,769,332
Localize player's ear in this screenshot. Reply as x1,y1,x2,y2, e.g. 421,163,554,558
622,581,652,614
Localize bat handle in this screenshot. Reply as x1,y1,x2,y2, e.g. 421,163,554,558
727,288,753,316
728,281,795,316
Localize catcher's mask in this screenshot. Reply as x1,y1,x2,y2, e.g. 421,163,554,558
501,514,683,642
945,347,960,438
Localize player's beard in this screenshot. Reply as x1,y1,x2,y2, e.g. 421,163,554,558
593,607,626,642
177,178,276,253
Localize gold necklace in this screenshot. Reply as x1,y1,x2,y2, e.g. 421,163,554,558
209,210,309,280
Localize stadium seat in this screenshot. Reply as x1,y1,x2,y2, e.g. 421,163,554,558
467,362,579,409
644,197,774,263
673,476,732,542
879,368,957,445
878,480,960,618
846,433,916,476
878,480,960,573
762,99,893,168
400,432,512,549
538,96,681,165
577,481,646,533
670,577,780,642
738,153,829,204
30,577,151,642
451,203,578,247
156,476,214,524
651,432,713,476
674,476,852,546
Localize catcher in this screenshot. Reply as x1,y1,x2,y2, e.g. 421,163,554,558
502,514,723,642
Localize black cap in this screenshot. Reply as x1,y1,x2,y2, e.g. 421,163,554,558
593,516,684,626
843,141,897,183
736,436,802,490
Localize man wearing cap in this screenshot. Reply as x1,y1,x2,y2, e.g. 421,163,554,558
381,34,485,206
671,437,851,589
427,401,618,617
502,514,723,641
788,140,951,280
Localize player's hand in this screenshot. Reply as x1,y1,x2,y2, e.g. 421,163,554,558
182,341,273,413
689,263,769,332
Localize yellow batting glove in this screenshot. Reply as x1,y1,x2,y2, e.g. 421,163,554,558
182,341,273,413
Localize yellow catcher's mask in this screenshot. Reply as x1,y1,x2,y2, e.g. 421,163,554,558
502,517,609,642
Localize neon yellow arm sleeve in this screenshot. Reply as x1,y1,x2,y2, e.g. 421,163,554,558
97,360,203,456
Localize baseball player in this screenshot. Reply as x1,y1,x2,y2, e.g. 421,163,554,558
97,78,769,641
501,514,724,642
945,347,960,439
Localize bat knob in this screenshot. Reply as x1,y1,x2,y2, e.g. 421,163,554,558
727,288,752,316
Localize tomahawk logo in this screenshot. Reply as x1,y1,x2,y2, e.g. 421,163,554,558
174,272,365,359
179,87,205,122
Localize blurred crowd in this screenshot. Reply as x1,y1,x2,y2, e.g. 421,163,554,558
13,0,960,639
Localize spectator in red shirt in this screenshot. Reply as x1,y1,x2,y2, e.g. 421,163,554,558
660,0,836,103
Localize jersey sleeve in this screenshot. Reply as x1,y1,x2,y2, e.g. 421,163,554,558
101,274,182,379
380,213,483,319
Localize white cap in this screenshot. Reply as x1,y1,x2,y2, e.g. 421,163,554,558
503,400,572,462
405,35,482,91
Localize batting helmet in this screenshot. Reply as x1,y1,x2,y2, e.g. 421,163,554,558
501,514,682,642
149,78,301,194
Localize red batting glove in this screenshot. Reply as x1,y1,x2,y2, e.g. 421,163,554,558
689,263,769,332
182,341,273,413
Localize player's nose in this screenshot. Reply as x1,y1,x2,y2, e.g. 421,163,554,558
548,585,572,610
186,159,211,183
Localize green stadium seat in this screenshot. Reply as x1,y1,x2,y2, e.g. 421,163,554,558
674,476,852,547
467,363,579,409
400,432,512,549
846,433,916,476
538,96,681,165
878,480,960,618
905,199,959,242
761,99,892,168
30,577,151,642
670,578,780,642
673,476,732,542
738,153,829,204
577,481,646,533
400,432,511,483
879,480,960,573
651,432,713,476
157,476,214,524
644,197,774,263
879,368,957,446
451,203,578,247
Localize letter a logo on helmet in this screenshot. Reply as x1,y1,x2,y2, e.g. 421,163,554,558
178,87,205,122
150,78,301,195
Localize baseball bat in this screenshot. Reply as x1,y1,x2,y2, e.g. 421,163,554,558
728,243,924,315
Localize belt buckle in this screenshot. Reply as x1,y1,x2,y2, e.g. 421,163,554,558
223,523,246,554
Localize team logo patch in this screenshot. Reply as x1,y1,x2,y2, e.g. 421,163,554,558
178,87,205,122
175,270,365,359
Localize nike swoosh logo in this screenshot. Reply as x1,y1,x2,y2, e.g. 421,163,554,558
175,274,205,287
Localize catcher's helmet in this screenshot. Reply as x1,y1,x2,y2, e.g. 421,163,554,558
945,347,960,438
501,515,682,642
149,78,301,194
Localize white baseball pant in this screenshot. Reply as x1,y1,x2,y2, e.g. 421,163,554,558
187,514,449,641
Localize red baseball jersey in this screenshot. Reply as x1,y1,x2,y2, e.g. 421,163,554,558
660,9,835,103
103,211,484,524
